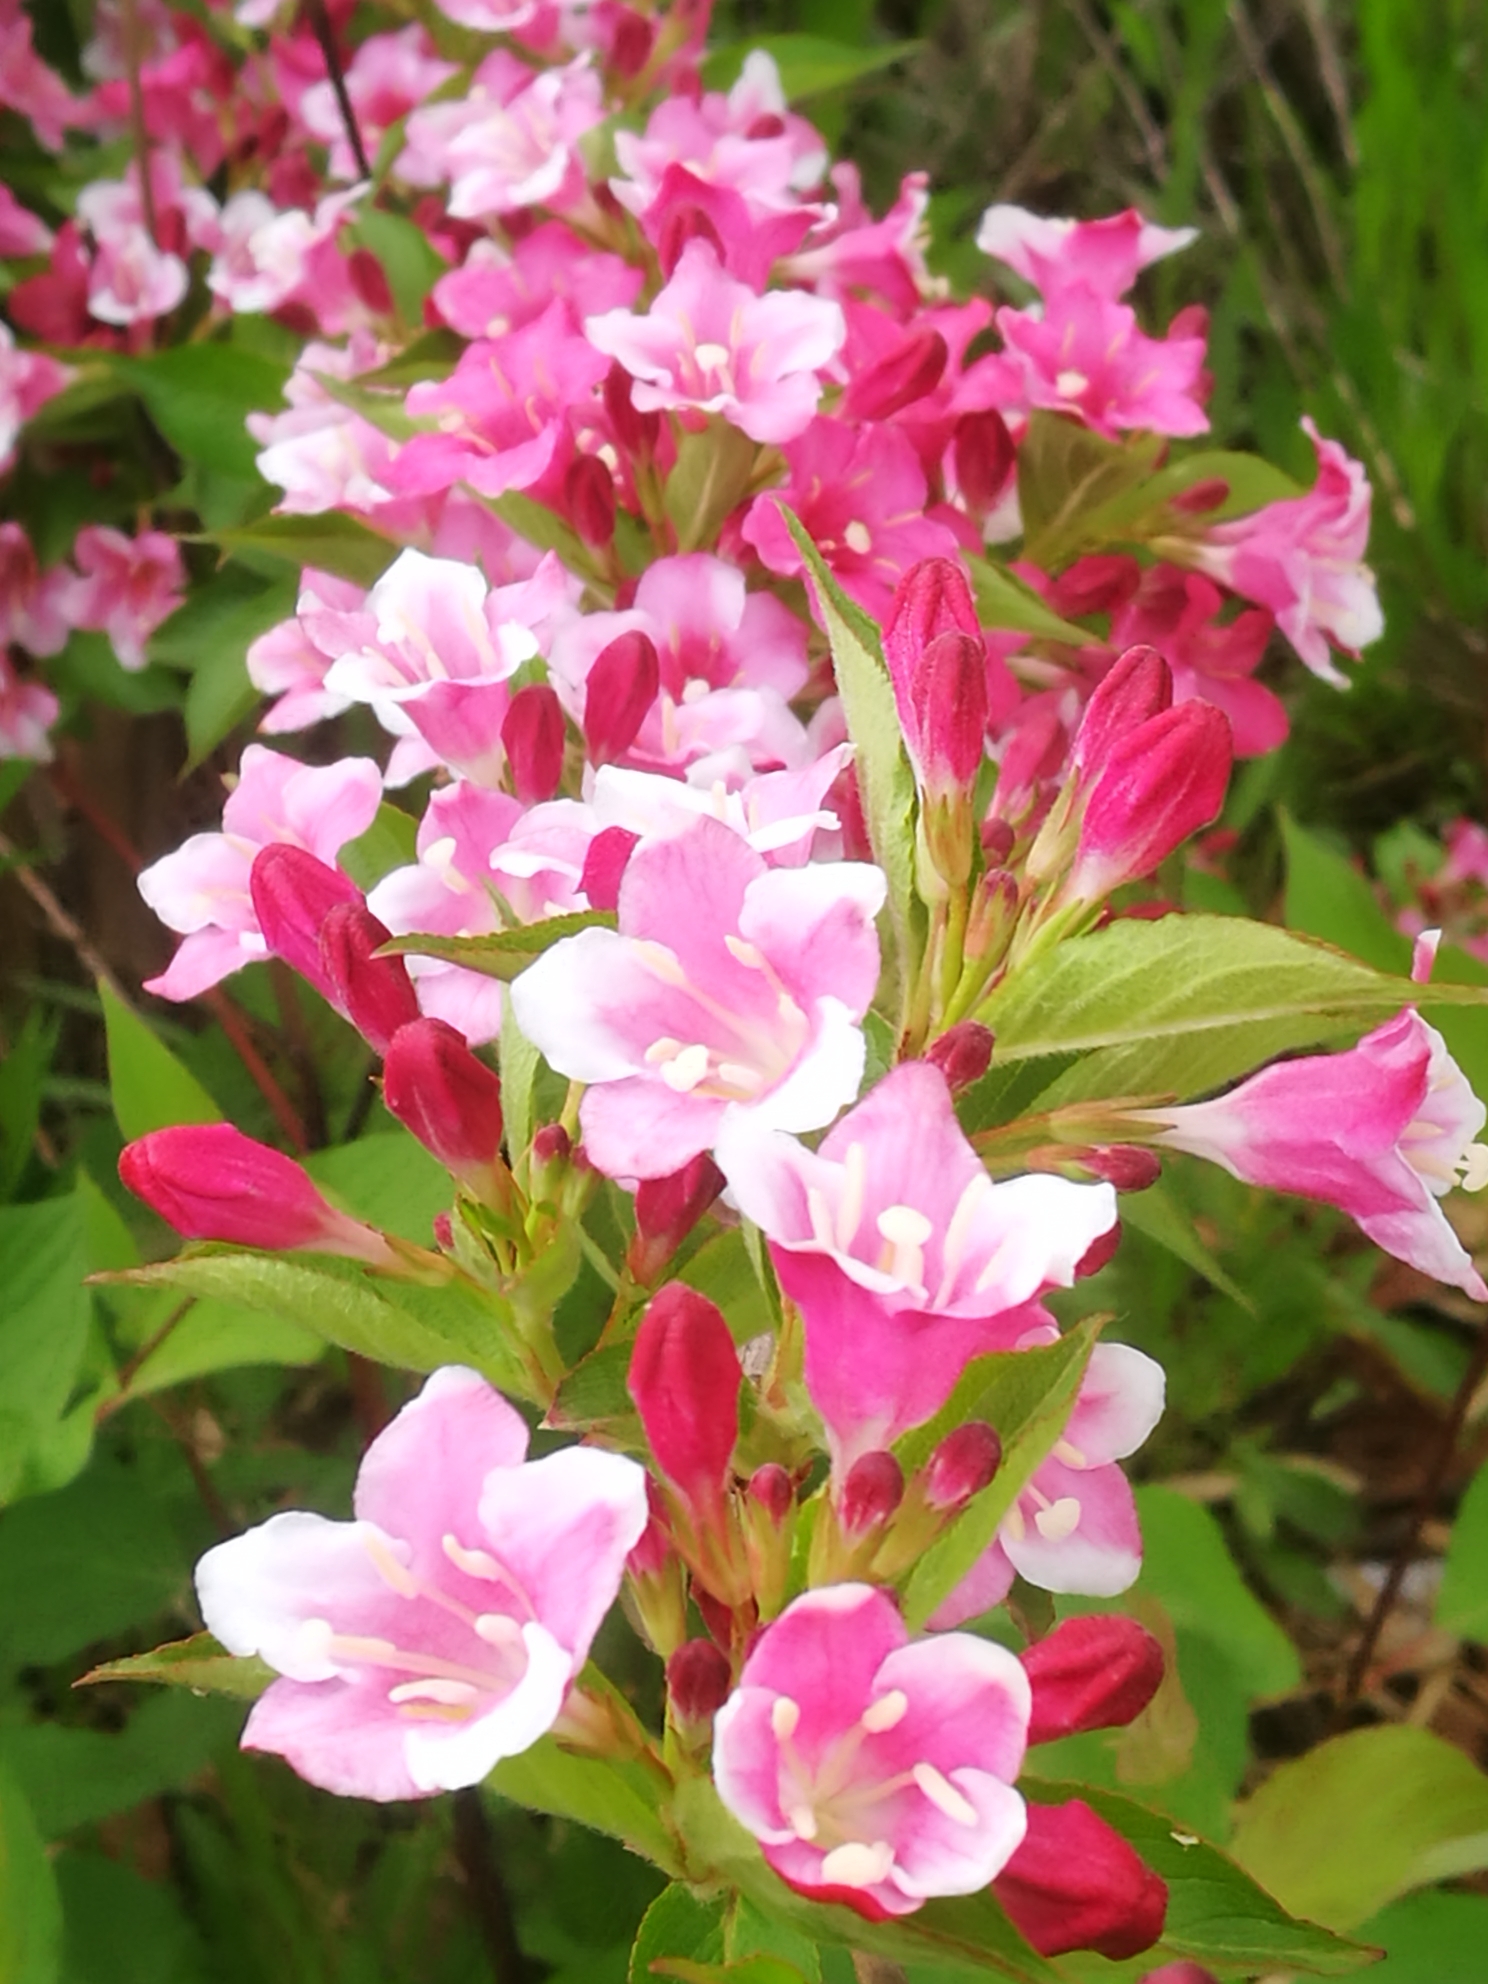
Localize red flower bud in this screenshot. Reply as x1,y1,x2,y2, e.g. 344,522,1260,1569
119,1123,391,1263
747,1463,794,1526
583,631,659,766
1022,1616,1165,1745
1071,699,1232,900
502,683,566,804
563,452,617,549
627,1152,725,1283
1071,647,1172,784
907,630,988,793
1142,1965,1220,1984
1169,303,1209,344
883,557,981,683
666,1638,733,1723
922,1422,1001,1512
657,202,727,277
628,1284,741,1509
382,1018,505,1195
627,1478,675,1580
993,1800,1167,1959
318,903,420,1054
249,844,360,1003
843,327,948,421
1169,477,1230,517
580,825,640,910
1075,1224,1122,1279
981,816,1016,866
952,408,1016,514
1082,1145,1162,1192
603,361,660,461
924,1022,995,1094
838,1450,904,1536
531,1122,572,1167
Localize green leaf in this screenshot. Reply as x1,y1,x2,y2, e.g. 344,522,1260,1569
304,1133,452,1247
500,997,542,1174
307,370,430,442
629,1886,726,1984
699,34,916,100
665,423,760,553
980,914,1488,1109
117,1294,324,1397
655,1961,809,1984
1355,1891,1488,1983
0,1766,61,1984
963,555,1090,645
110,343,290,480
147,563,296,671
778,508,919,978
1438,1457,1488,1640
101,980,223,1142
381,910,620,981
0,1692,244,1839
333,801,420,892
724,1897,819,1979
349,208,448,328
78,1632,274,1702
1022,1779,1370,1975
0,1194,96,1508
1281,812,1412,974
1230,1725,1488,1930
1016,414,1164,565
208,512,398,587
898,1318,1101,1629
486,1740,682,1875
1077,449,1305,540
54,1852,209,1984
1117,1179,1254,1310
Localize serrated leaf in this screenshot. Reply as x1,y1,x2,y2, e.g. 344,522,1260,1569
0,1765,61,1984
77,1632,274,1701
500,997,542,1176
898,1317,1101,1628
630,1886,726,1984
547,1341,640,1442
778,507,918,980
354,327,465,387
487,489,591,568
350,207,448,328
1117,1178,1254,1310
655,1960,808,1984
381,910,620,981
964,554,1090,645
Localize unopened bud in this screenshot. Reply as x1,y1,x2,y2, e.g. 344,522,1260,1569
925,1021,994,1094
382,1018,506,1199
1071,647,1172,784
1075,1224,1121,1279
583,631,659,766
1169,477,1229,517
1082,1145,1162,1192
952,407,1016,513
318,902,420,1053
580,825,639,911
627,1153,725,1284
1022,1616,1165,1745
923,1422,1001,1512
908,630,988,794
1048,554,1141,620
627,1480,673,1581
746,1463,794,1526
531,1122,572,1168
981,816,1015,866
433,1210,454,1249
993,1800,1167,1960
249,844,359,1003
843,327,948,421
628,1284,742,1510
1141,1966,1220,1984
603,361,660,461
657,203,726,277
839,1450,904,1536
1070,699,1233,901
1168,303,1209,344
502,683,565,804
564,452,617,549
666,1638,732,1724
883,557,981,688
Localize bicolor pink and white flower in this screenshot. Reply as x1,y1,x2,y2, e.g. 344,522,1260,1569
586,240,845,447
712,1582,1031,1918
442,56,605,219
206,186,363,318
300,27,456,183
246,569,367,735
65,525,184,670
196,1367,648,1800
995,286,1209,440
511,814,885,1180
0,184,52,257
249,336,403,516
716,1063,1117,1468
977,204,1197,300
932,1338,1166,1625
138,745,382,1001
0,522,74,658
0,322,70,475
1141,1007,1488,1299
0,652,58,762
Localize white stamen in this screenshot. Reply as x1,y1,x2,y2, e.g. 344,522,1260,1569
837,1142,867,1253
1463,1143,1488,1192
860,1689,908,1734
296,1617,335,1662
934,1170,993,1307
389,1678,481,1706
843,520,872,556
475,1612,523,1647
771,1695,801,1741
364,1531,420,1598
681,677,711,704
645,1036,683,1065
724,934,767,970
1003,1502,1027,1543
661,1042,711,1093
818,1840,895,1888
715,1061,764,1096
807,1185,838,1253
1055,369,1089,398
631,939,689,986
972,1240,1010,1297
1053,1438,1088,1469
443,1534,503,1580
913,1761,979,1827
877,1204,933,1249
695,342,732,373
1033,1495,1082,1541
788,1803,818,1841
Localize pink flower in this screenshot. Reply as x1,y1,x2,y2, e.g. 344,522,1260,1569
249,336,402,516
66,526,184,671
0,184,52,257
138,745,382,1002
1188,418,1383,684
976,204,1197,300
0,653,59,763
246,569,367,735
712,1583,1031,1918
587,750,852,868
196,1366,648,1799
931,1340,1166,1625
586,240,845,447
1109,565,1284,758
76,157,219,327
0,323,71,476
442,56,605,219
0,2,80,149
996,285,1209,440
0,523,74,659
510,814,886,1180
715,1063,1117,1468
628,1283,741,1514
1142,1008,1488,1298
1067,693,1232,901
206,186,362,318
782,165,930,315
432,223,642,340
300,27,456,183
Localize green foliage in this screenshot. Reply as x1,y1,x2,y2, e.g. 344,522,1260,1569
101,981,222,1142
1436,1458,1488,1641
0,1765,62,1984
380,909,621,980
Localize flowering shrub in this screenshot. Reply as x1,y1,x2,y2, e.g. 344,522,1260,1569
5,1,1488,1979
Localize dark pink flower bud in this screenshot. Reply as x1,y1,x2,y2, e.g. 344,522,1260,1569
981,816,1015,866
433,1210,454,1249
922,1422,1002,1512
657,202,727,277
994,1801,1167,1959
249,844,360,1002
628,1284,741,1509
563,453,617,548
580,825,640,911
843,327,948,421
607,9,655,79
838,1450,904,1536
502,683,566,804
1071,700,1233,899
1168,303,1210,345
382,1018,505,1195
908,630,988,793
883,557,982,683
583,631,659,766
119,1123,391,1263
627,1153,725,1283
1082,1145,1162,1192
318,903,420,1054
1169,477,1230,517
953,408,1016,513
924,1022,995,1094
1071,647,1172,784
1022,1616,1165,1745
604,361,660,461
531,1122,572,1166
666,1638,733,1723
1075,1224,1122,1279
747,1463,794,1526
627,1478,675,1579
1047,554,1142,620
1141,1966,1219,1984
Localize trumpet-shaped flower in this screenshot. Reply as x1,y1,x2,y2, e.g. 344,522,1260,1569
511,814,885,1180
996,286,1208,441
65,525,184,671
712,1583,1031,1918
716,1063,1117,1467
976,205,1196,301
197,1367,648,1800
